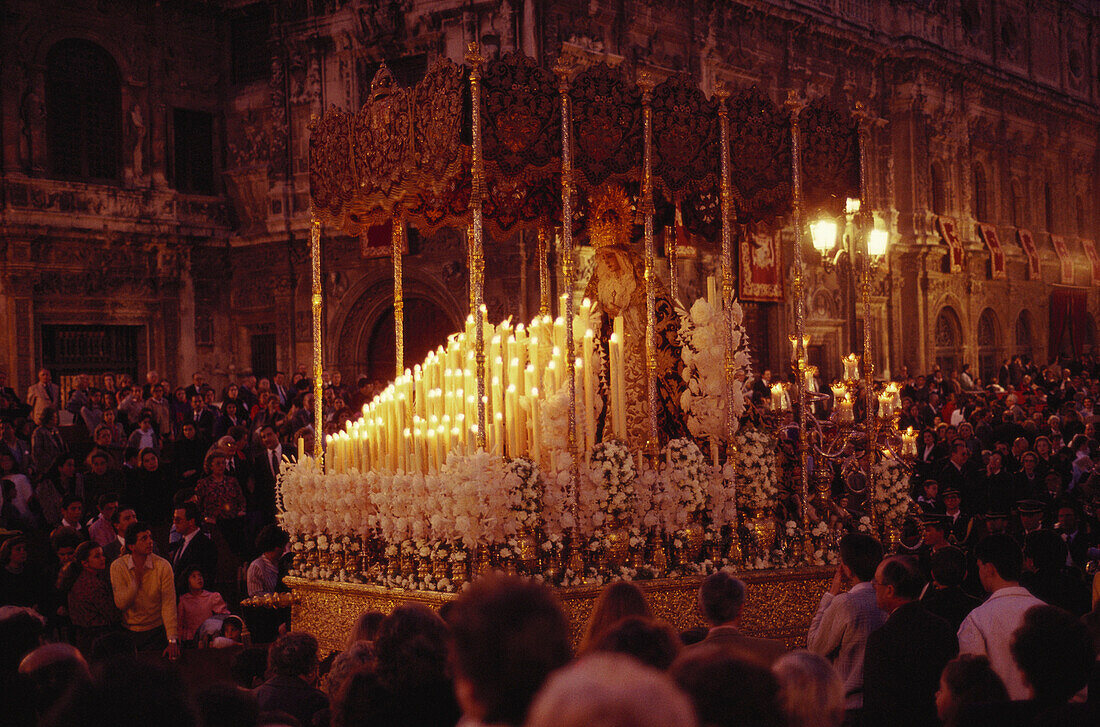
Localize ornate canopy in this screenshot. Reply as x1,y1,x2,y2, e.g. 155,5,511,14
308,51,862,241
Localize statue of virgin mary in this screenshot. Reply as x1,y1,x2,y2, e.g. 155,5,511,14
583,184,688,449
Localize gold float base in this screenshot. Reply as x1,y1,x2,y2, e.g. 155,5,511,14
286,566,830,654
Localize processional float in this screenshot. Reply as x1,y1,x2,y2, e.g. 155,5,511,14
273,44,914,648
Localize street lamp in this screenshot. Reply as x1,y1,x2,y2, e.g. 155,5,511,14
810,217,839,254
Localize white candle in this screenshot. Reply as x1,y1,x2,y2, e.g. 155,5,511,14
837,395,855,424
297,437,305,463
902,426,918,457
582,329,596,453
770,383,788,412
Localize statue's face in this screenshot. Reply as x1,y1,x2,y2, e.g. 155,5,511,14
594,248,636,317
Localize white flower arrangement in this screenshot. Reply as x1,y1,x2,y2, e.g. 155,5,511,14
678,297,753,442
660,439,709,531
871,458,912,527
588,441,637,521
733,427,780,514
506,458,543,531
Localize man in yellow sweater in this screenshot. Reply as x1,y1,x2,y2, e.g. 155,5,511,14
109,520,179,659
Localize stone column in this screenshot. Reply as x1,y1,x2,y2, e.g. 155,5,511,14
272,275,296,375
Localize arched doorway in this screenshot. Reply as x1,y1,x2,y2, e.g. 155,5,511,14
977,308,1001,383
1015,310,1034,362
934,307,963,375
364,297,457,382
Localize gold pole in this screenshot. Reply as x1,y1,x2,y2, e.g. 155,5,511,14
715,84,737,450
537,227,551,317
787,91,813,553
310,215,324,461
716,83,742,564
554,55,580,520
639,71,659,458
467,43,487,450
854,102,879,538
393,218,405,380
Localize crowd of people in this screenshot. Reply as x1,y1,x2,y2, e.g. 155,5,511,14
0,353,1097,727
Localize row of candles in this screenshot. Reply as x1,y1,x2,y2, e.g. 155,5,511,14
323,297,628,475
768,350,906,424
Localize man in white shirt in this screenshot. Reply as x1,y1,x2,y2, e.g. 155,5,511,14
957,533,1045,700
807,532,887,715
58,496,87,538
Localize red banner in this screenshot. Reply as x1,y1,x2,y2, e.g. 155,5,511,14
936,217,965,272
977,224,1006,279
739,222,783,302
1017,229,1041,279
1083,239,1100,286
1050,234,1074,284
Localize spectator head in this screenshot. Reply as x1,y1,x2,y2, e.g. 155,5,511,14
772,650,845,727
591,615,682,671
1055,501,1079,533
37,406,57,428
325,642,375,702
60,495,83,525
172,488,197,508
526,654,697,727
1017,500,1044,531
347,610,385,648
698,570,747,626
172,503,200,537
267,632,320,683
96,492,119,517
86,449,110,475
873,555,925,612
139,448,158,471
203,449,226,475
1010,605,1096,704
259,425,279,451
580,580,651,652
195,683,258,727
177,564,206,597
221,616,244,642
181,421,196,440
18,643,90,719
50,527,83,566
921,516,949,548
447,575,571,726
0,534,29,569
42,655,196,727
230,646,269,689
838,533,883,583
974,534,1023,590
671,646,785,727
929,546,967,588
255,525,289,558
372,604,451,690
1022,529,1069,573
110,506,137,537
124,521,154,555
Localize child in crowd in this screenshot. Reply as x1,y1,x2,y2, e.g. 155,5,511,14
176,565,229,644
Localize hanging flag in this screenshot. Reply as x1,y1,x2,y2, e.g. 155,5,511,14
739,222,783,302
936,217,965,272
1016,229,1041,279
1083,239,1100,286
1050,234,1074,284
977,224,1006,279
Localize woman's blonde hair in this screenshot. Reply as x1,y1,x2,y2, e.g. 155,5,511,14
772,650,845,727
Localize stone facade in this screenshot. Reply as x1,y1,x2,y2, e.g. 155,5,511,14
2,0,1099,395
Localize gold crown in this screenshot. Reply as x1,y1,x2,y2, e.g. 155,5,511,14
587,183,634,249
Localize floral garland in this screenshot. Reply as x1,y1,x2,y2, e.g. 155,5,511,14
678,298,753,443
871,458,912,527
734,426,780,514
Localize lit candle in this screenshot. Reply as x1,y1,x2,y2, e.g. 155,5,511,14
770,383,788,412
789,334,810,361
901,426,918,457
324,434,333,474
529,390,541,464
878,392,894,419
830,382,847,402
842,353,860,381
803,365,817,394
837,394,855,424
297,437,305,463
